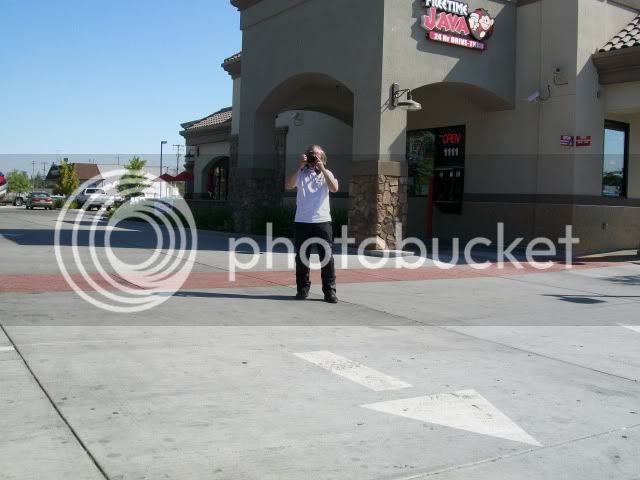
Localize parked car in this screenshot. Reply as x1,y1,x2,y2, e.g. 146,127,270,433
76,188,113,210
25,192,54,210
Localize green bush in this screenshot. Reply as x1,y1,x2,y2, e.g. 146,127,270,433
54,199,78,210
252,205,296,237
331,207,349,237
191,206,234,232
251,205,349,238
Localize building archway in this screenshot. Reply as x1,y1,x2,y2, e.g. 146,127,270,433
234,72,356,233
405,82,527,241
202,156,230,201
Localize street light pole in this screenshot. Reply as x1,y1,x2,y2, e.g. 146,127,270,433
160,140,167,198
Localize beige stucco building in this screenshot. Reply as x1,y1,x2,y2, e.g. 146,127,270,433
183,0,640,254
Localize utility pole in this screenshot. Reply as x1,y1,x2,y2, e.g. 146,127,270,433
173,144,184,174
32,161,36,188
160,141,168,198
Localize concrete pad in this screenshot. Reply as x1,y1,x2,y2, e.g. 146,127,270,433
0,331,104,480
444,326,640,381
394,425,640,480
327,270,640,326
4,325,640,479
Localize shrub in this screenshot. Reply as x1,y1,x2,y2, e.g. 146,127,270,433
331,207,349,237
251,205,349,238
252,205,296,237
54,199,78,210
191,206,234,232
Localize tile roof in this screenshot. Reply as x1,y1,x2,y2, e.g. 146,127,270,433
183,108,232,132
46,163,102,182
600,15,640,52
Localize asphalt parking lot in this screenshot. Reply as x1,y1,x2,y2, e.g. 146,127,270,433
1,206,639,480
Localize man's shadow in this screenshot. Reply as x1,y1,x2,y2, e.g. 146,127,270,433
173,291,326,302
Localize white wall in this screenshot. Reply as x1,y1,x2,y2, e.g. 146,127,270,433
278,111,353,186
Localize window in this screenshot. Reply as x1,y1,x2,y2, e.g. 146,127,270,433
602,120,629,198
206,158,229,201
406,126,465,197
406,130,436,196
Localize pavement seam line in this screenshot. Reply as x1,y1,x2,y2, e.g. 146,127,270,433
390,422,640,480
0,323,111,480
435,325,640,384
496,271,640,304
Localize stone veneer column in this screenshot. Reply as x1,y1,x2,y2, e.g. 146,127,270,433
349,174,408,250
230,132,287,234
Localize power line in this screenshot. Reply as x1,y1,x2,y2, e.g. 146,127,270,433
173,144,184,174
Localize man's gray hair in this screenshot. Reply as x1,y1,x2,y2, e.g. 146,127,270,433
307,145,328,165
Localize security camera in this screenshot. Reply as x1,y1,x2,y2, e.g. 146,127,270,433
527,91,541,103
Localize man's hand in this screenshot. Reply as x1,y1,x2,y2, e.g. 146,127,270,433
286,154,308,191
299,154,308,170
319,164,339,193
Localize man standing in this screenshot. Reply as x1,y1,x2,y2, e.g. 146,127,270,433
285,145,339,303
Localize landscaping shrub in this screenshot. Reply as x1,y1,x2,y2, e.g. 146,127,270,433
191,206,234,232
252,205,296,237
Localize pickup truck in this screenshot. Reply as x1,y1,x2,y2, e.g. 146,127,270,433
1,191,29,206
76,188,114,210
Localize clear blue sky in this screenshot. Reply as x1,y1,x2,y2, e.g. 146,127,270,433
0,0,240,172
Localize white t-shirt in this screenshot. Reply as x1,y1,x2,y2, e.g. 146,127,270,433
294,167,334,223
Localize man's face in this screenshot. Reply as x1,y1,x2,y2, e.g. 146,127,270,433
308,147,324,169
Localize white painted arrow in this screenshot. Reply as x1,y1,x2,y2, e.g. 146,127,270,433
294,351,412,391
622,325,640,334
361,389,542,446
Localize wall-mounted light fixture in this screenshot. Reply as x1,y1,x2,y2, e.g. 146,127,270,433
391,83,423,111
527,85,552,103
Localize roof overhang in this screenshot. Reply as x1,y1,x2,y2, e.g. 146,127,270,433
180,122,232,140
593,47,640,84
230,0,262,11
222,56,241,79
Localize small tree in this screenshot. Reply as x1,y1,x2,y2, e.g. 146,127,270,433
7,170,31,193
118,157,150,198
32,172,46,190
55,160,80,196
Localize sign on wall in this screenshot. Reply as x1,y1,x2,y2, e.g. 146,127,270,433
576,136,592,147
421,0,495,51
560,135,575,147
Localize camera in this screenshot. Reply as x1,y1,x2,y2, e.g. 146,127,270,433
306,151,318,165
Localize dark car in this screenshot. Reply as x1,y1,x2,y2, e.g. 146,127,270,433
25,192,54,210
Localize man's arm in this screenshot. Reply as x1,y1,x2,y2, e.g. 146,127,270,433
285,155,307,191
318,163,339,193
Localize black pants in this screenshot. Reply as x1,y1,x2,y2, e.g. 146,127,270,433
295,222,336,297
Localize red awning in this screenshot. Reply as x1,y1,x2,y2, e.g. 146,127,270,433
157,173,175,182
173,171,194,182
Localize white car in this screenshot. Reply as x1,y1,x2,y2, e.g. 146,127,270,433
76,188,114,211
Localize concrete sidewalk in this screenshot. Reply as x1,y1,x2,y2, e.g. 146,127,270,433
1,206,640,479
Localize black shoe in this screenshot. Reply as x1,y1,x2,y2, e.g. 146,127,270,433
324,294,338,304
295,291,309,300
